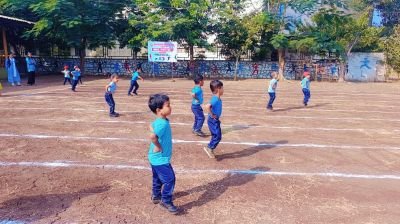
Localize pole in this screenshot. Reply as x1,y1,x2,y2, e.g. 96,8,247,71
2,27,8,57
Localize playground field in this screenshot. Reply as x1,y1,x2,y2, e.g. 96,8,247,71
0,76,399,223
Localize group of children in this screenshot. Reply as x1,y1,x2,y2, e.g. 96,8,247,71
97,67,310,214
61,65,82,91
267,71,311,110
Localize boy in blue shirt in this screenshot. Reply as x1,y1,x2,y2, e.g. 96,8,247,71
203,80,224,159
267,72,278,110
191,75,205,136
105,74,120,117
71,66,81,92
26,52,36,86
128,67,144,96
301,72,311,106
148,94,178,214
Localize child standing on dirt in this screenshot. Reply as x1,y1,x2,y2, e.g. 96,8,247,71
191,75,206,136
267,72,278,110
301,72,311,106
71,66,81,92
148,94,178,214
128,67,144,96
105,74,120,117
62,65,72,85
203,80,224,159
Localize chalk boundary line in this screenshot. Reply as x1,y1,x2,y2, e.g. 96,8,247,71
1,133,400,151
0,161,399,180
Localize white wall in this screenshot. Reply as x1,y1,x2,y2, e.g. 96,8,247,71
346,53,385,82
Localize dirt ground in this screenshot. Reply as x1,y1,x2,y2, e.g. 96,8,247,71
0,75,399,224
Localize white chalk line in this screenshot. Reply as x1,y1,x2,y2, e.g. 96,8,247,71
0,160,399,180
3,99,400,114
3,107,400,122
1,133,399,151
2,117,396,133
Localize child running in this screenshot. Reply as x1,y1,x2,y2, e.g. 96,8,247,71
62,65,72,85
148,94,178,214
191,75,205,136
267,72,278,110
71,66,81,92
301,71,311,106
128,67,144,96
105,74,120,117
203,80,224,159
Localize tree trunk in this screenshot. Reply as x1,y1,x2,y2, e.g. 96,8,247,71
234,56,239,81
79,38,87,75
338,61,346,82
278,48,285,80
189,45,194,77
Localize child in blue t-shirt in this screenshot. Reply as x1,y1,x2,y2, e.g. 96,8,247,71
62,65,72,85
191,75,205,136
203,80,224,159
128,67,144,96
301,72,311,106
267,72,278,110
71,66,81,92
148,94,178,214
105,74,120,117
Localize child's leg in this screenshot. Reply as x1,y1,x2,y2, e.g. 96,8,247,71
191,105,198,131
155,164,175,205
64,78,67,85
133,81,139,94
79,76,82,84
72,80,77,90
110,94,116,113
267,92,275,109
151,166,163,199
207,118,222,150
105,93,114,114
128,80,134,94
193,105,205,132
68,78,72,85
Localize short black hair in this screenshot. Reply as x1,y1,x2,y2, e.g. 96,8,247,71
110,74,118,80
210,80,223,93
148,94,170,114
194,75,204,84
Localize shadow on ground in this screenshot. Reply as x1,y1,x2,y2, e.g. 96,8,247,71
216,140,288,162
0,185,110,222
272,103,329,112
222,124,259,135
175,166,270,215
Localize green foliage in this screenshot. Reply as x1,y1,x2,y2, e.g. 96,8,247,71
384,25,400,72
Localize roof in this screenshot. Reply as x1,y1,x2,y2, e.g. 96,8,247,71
0,15,35,27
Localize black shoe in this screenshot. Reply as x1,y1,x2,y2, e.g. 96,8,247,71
194,130,206,137
267,107,273,110
159,201,178,214
133,92,138,95
151,196,161,204
109,113,119,117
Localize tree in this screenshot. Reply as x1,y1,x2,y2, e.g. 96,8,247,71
384,25,400,74
131,0,212,69
6,0,130,73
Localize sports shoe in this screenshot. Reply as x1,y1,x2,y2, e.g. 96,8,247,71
159,201,178,214
110,112,119,117
151,195,161,204
128,93,133,96
194,130,206,137
133,92,138,95
267,106,273,110
203,147,215,159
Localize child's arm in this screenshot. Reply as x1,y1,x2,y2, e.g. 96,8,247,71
205,103,217,119
139,75,144,81
105,84,110,92
149,132,162,153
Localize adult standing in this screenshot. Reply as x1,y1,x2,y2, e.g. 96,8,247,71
26,52,36,85
5,53,21,86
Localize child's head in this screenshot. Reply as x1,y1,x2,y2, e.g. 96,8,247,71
194,75,204,86
271,71,278,79
210,80,224,96
74,65,80,71
110,74,119,83
64,65,69,70
27,52,32,57
148,94,171,117
136,66,141,72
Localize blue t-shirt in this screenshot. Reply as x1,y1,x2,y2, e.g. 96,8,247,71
191,86,203,105
71,71,81,80
268,79,278,93
148,118,173,166
26,57,36,72
107,82,117,93
132,71,139,81
301,77,310,90
209,95,222,118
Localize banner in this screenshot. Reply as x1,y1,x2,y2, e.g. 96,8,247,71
148,41,178,63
